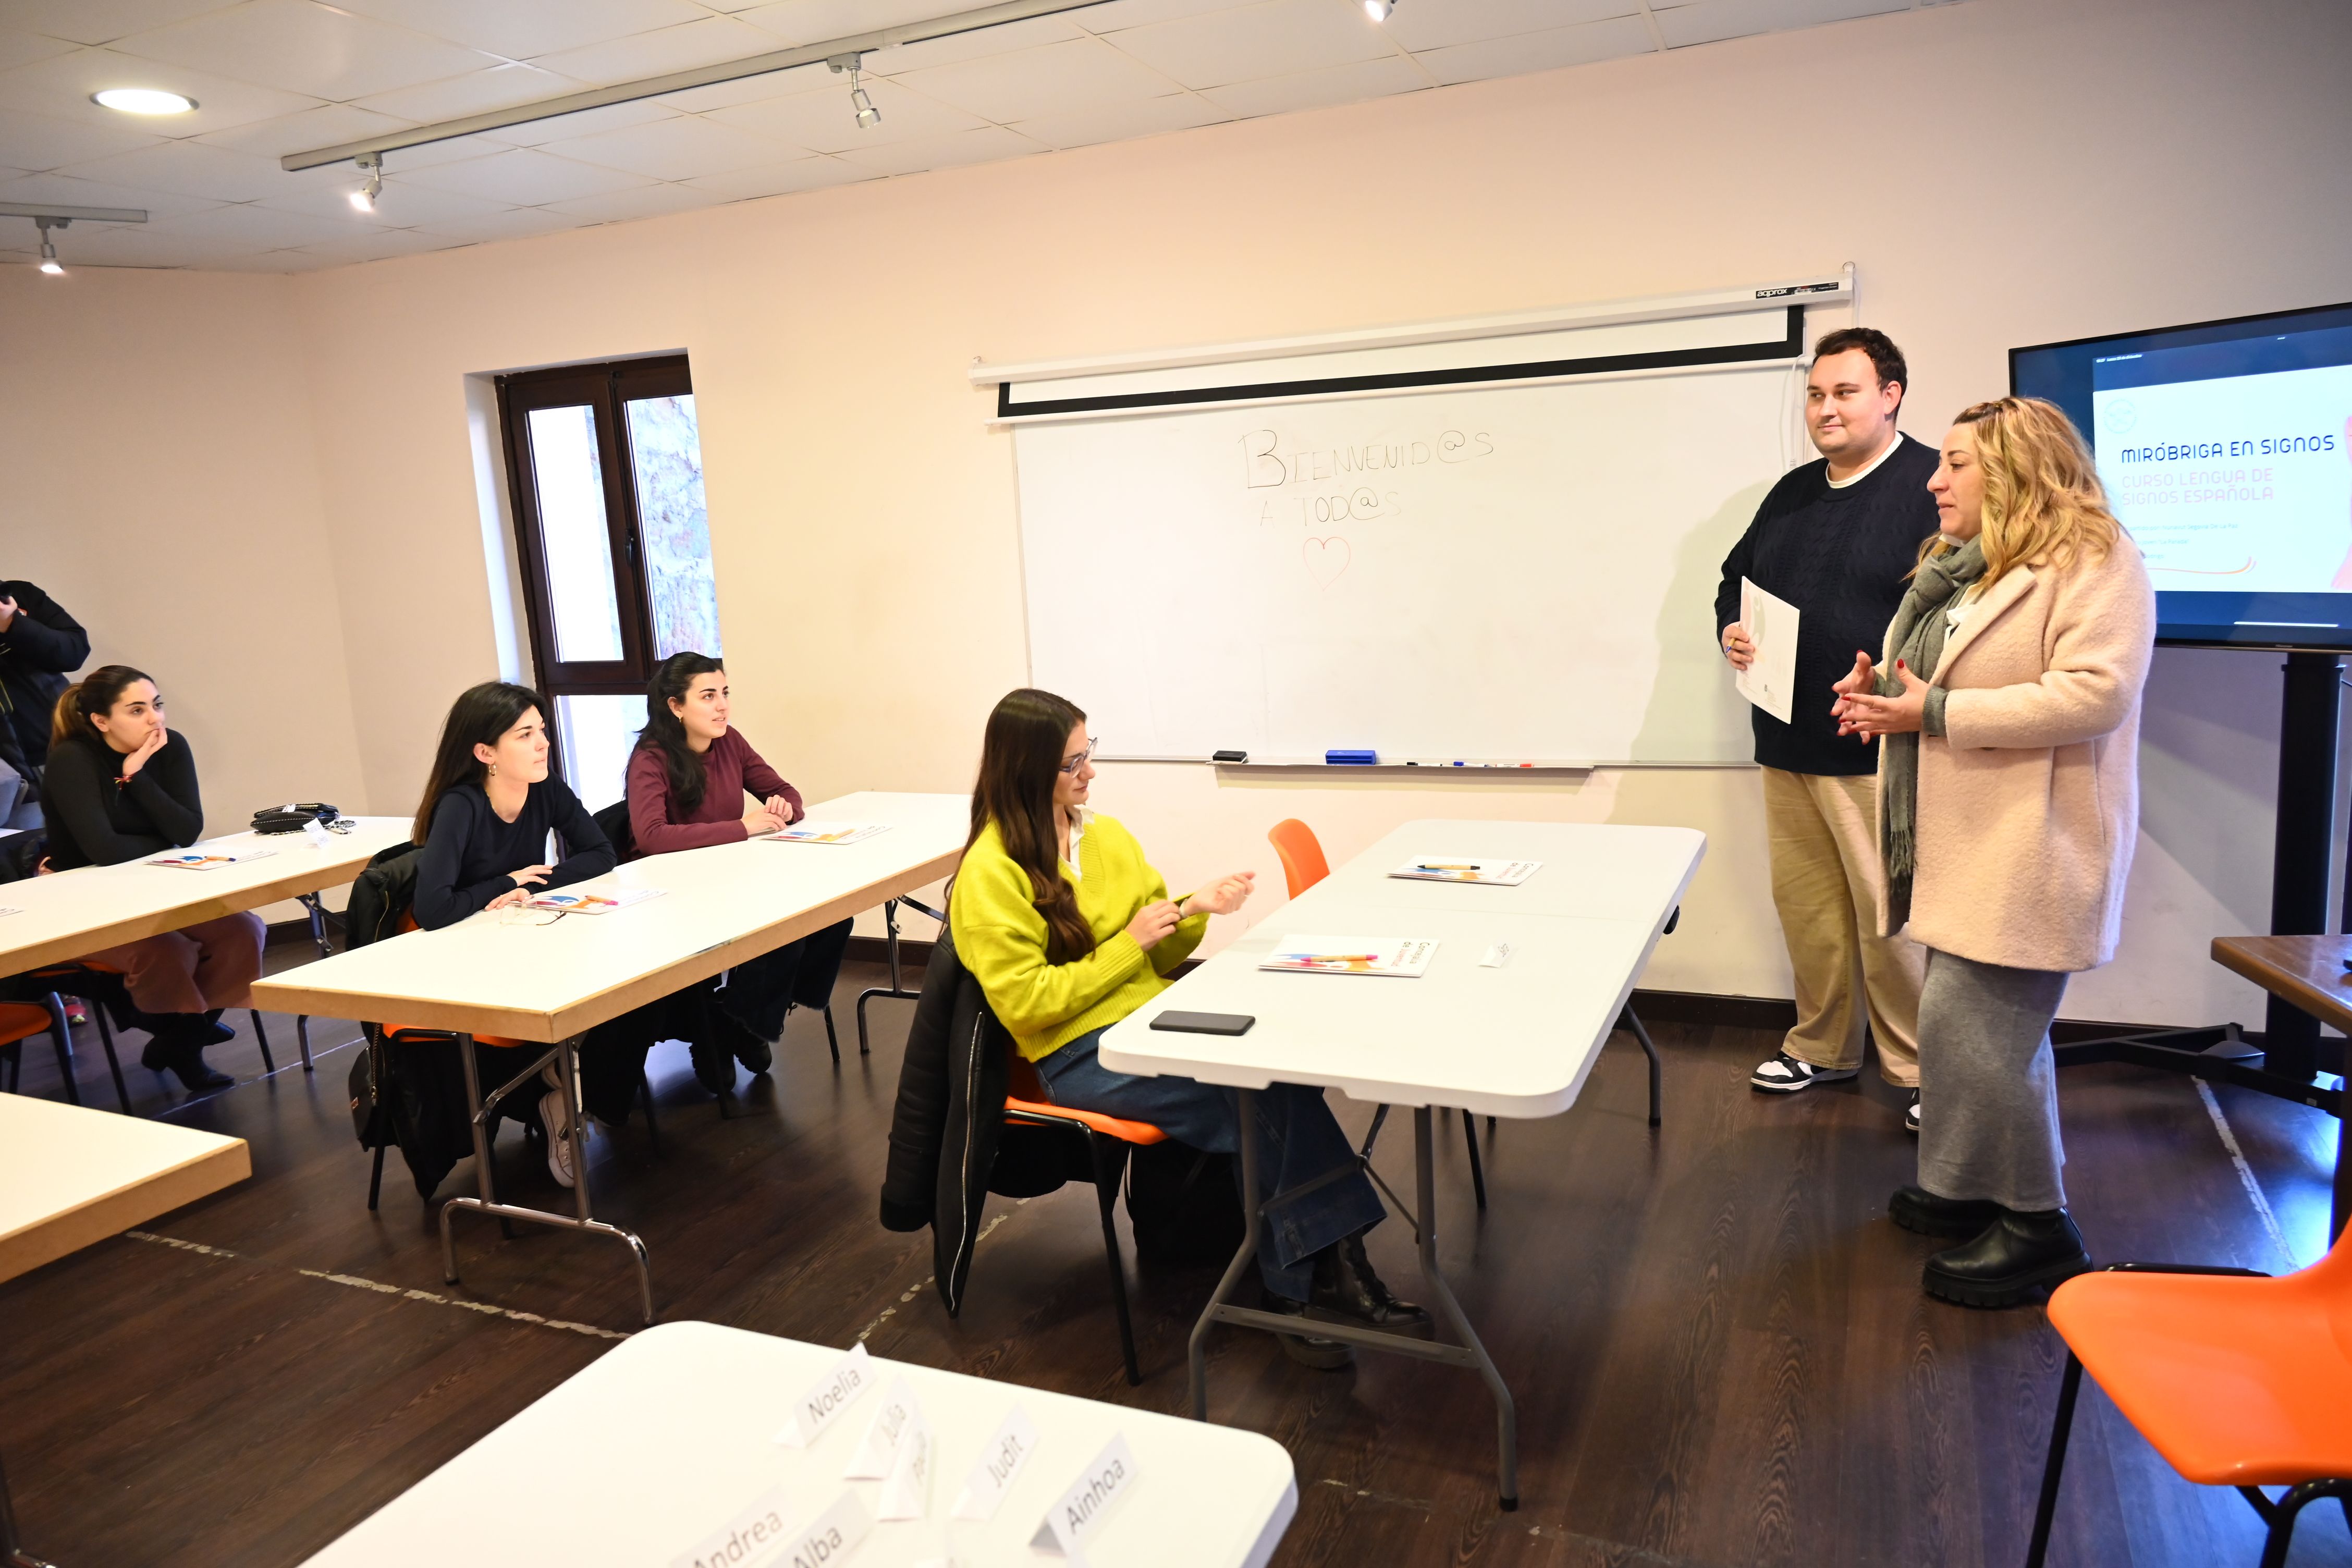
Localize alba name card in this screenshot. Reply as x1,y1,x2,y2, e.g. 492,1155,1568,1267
668,1484,793,1568
1029,1434,1141,1565
780,1492,872,1568
775,1342,875,1449
950,1405,1039,1523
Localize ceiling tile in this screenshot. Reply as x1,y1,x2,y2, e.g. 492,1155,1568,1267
1417,12,1656,83
0,30,80,75
526,15,783,86
0,104,165,170
1653,0,1909,47
108,0,504,103
330,0,717,63
493,99,680,146
51,135,305,201
1199,52,1427,116
863,14,1088,75
0,44,324,136
253,173,516,226
189,100,406,156
537,113,786,179
405,204,581,242
1007,89,1230,150
0,167,223,219
140,198,371,248
653,65,827,113
894,38,1180,122
395,144,655,204
826,122,1046,177
289,224,470,262
706,75,985,154
538,180,719,223
1105,0,1395,89
350,62,580,123
731,0,994,48
197,244,346,271
680,154,868,202
3,1,239,50
1074,0,1250,30
1385,0,1638,52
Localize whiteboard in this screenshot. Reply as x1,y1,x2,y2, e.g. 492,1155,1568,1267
1013,363,1807,764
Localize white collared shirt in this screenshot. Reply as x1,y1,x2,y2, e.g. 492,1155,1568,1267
1061,804,1093,876
1827,431,1906,489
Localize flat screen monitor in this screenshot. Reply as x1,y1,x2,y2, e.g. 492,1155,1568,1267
2012,301,2352,647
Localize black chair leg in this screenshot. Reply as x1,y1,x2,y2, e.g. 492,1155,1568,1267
1089,1133,1141,1386
88,1004,130,1114
639,1069,663,1157
1461,1107,1488,1210
46,995,82,1107
823,1003,840,1066
2025,1352,2085,1568
2257,1479,2352,1568
297,1016,314,1072
249,1010,276,1073
1359,1102,1390,1161
367,1142,385,1212
3,1040,17,1092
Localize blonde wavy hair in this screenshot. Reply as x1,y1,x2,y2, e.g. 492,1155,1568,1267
1926,396,2121,582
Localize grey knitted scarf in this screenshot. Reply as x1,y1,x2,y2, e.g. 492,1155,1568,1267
1877,536,1989,928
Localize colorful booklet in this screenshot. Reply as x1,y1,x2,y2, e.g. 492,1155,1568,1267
764,822,891,846
1388,856,1541,886
1259,936,1439,978
524,887,664,914
149,848,277,870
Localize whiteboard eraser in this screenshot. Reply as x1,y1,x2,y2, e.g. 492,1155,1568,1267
1326,749,1377,766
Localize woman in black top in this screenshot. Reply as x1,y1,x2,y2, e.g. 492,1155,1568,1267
410,682,615,1186
41,666,264,1091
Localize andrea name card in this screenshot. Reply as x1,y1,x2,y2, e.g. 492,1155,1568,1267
668,1485,793,1568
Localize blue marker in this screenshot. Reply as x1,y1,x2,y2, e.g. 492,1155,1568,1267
1326,749,1378,765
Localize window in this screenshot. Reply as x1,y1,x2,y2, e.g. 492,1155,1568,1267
496,356,720,809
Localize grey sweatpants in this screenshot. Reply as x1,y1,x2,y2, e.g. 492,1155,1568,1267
1915,947,2071,1212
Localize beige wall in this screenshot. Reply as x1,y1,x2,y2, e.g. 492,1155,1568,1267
2,267,369,921
27,0,2351,1023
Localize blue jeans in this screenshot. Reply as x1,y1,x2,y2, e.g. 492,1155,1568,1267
1036,1027,1386,1301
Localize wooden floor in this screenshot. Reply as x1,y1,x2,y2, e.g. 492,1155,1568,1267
2,953,2346,1568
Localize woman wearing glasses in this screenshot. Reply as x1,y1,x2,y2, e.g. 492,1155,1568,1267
950,688,1427,1365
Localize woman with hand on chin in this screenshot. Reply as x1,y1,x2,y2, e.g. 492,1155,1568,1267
41,665,263,1091
412,681,616,1185
951,689,1428,1366
626,651,851,1094
1832,397,2153,1309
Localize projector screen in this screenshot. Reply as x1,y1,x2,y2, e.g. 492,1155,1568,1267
2013,301,2352,647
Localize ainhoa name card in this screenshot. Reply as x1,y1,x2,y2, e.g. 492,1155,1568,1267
1030,1434,1140,1565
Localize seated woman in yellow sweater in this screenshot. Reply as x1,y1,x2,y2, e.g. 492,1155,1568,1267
950,688,1426,1365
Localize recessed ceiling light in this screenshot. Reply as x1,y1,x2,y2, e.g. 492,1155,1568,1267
93,88,197,116
1363,0,1395,18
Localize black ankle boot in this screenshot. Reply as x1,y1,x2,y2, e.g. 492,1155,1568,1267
1890,1184,2003,1238
1261,1293,1353,1370
1923,1208,2090,1308
1307,1234,1434,1338
165,1034,234,1092
199,1008,236,1047
688,1037,736,1095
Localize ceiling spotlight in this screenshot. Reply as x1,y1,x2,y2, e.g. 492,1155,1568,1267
1363,0,1394,17
92,87,195,115
349,151,383,213
35,216,66,276
829,52,882,130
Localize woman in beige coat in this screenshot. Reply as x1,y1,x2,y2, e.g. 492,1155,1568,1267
1833,396,2153,1309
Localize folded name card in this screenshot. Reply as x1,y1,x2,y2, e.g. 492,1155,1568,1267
950,1405,1038,1523
841,1377,922,1480
667,1484,792,1568
877,1413,933,1523
1029,1434,1140,1566
775,1342,874,1449
780,1492,871,1568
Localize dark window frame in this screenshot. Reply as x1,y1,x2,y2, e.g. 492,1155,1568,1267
495,354,694,700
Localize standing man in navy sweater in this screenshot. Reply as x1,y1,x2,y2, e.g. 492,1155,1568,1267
1716,328,1941,1130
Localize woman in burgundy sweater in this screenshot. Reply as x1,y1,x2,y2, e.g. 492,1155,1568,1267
627,652,853,1094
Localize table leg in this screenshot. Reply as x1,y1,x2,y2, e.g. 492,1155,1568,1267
439,1034,656,1325
1185,1091,1521,1509
2334,1113,2348,1245
1,1447,59,1568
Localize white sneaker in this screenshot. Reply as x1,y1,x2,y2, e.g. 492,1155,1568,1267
1749,1053,1858,1093
541,1086,577,1189
1905,1091,1921,1135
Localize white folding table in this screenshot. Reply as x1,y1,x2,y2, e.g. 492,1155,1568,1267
300,1319,1296,1568
0,816,415,1094
249,793,969,1325
1,1093,251,1567
1098,819,1705,1509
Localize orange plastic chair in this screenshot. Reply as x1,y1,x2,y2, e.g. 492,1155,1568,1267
1270,818,1494,1207
0,997,77,1102
2026,1226,2352,1567
1001,1046,1168,1386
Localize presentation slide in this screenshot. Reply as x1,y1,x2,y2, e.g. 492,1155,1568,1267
2092,327,2352,594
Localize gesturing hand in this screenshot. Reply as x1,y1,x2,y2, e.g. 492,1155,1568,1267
1836,659,1928,739
507,863,554,888
0,596,18,632
1183,871,1256,917
1721,622,1755,671
1125,899,1183,951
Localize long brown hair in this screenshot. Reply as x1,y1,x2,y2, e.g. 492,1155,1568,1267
1920,396,2122,584
636,651,726,815
967,688,1094,963
51,665,155,749
412,681,546,843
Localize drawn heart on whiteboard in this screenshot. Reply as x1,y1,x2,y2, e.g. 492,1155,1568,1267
1302,535,1351,590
